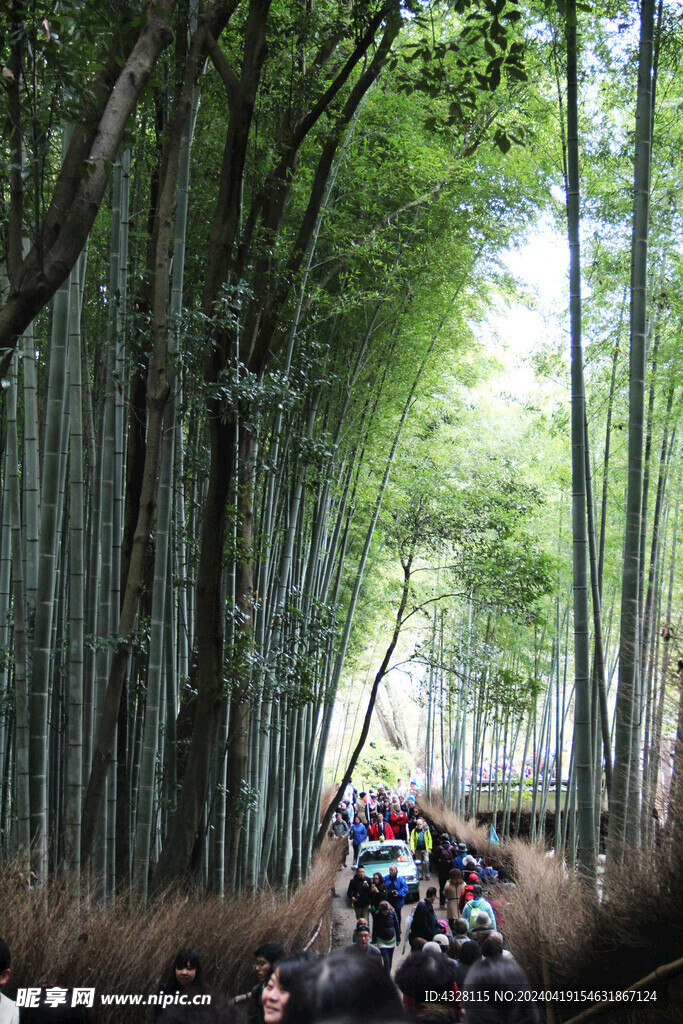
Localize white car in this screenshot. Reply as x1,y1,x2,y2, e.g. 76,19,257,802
354,839,420,901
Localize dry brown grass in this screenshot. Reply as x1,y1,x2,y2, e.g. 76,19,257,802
415,795,683,1018
0,842,340,1024
416,793,498,859
502,839,590,986
319,783,338,820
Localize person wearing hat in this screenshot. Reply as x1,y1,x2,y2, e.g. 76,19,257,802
433,933,450,950
462,884,497,932
343,778,357,813
454,843,469,872
470,911,494,947
0,937,18,1024
343,922,382,959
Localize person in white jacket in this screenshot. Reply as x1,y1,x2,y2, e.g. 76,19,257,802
0,937,19,1024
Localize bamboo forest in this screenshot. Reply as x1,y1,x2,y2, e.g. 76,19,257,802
1,0,683,1018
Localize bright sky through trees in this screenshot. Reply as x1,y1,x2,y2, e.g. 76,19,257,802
480,216,569,403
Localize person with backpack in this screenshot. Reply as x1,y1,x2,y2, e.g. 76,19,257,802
462,883,497,932
435,833,455,906
458,872,479,913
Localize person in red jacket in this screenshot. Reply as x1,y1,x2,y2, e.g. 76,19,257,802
459,873,478,913
389,800,408,841
367,813,394,841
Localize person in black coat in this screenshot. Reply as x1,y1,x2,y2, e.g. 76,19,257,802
371,900,401,972
347,865,372,920
408,886,445,942
435,833,455,906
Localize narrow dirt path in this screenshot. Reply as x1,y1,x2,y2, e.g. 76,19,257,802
330,866,441,977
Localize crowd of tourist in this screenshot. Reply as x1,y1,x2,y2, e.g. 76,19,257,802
0,778,540,1023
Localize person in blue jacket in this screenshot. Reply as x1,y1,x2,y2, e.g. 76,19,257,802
351,815,367,865
383,864,408,936
462,883,497,932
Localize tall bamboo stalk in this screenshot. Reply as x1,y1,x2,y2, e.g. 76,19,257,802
609,0,656,860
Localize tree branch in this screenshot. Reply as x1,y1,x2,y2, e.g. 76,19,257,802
206,31,239,107
314,549,414,850
400,591,468,627
0,1,179,379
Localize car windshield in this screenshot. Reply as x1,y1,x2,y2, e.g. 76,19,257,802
359,845,408,865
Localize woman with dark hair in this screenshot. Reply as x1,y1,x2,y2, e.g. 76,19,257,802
261,952,317,1024
369,872,387,915
281,952,405,1024
156,949,211,1018
461,957,540,1023
395,949,460,1021
371,899,401,972
390,800,409,842
443,869,464,934
454,940,481,990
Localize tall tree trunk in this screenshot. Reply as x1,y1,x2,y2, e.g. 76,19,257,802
566,0,596,882
584,415,612,797
609,0,656,860
65,251,87,878
30,237,72,883
314,548,415,850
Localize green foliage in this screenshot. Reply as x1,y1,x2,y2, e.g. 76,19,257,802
349,739,412,790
